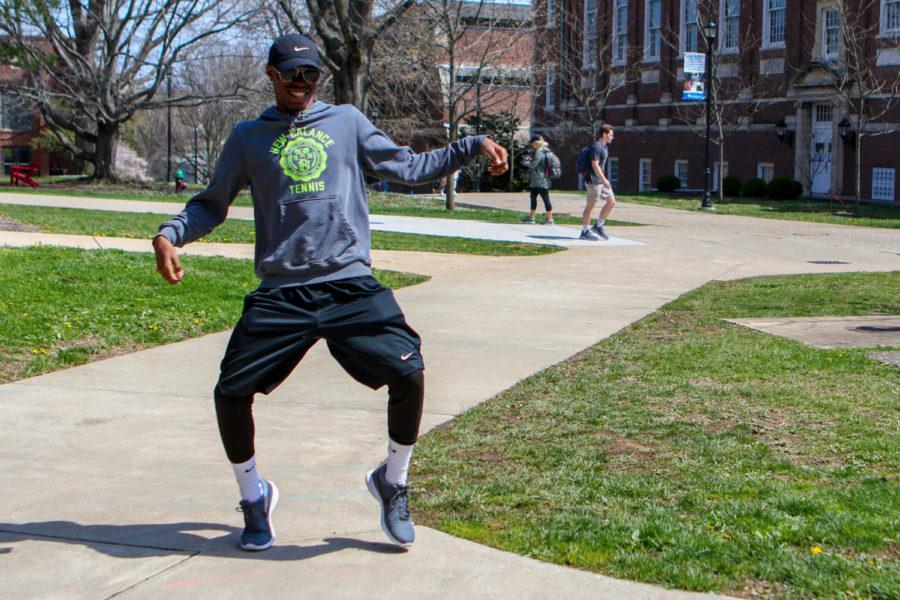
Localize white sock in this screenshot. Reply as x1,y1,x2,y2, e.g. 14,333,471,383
596,218,605,227
582,226,590,233
385,439,415,486
232,456,264,502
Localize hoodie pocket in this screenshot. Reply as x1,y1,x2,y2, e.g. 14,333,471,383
263,194,358,271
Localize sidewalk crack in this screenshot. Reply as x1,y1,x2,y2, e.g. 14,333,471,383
105,552,199,599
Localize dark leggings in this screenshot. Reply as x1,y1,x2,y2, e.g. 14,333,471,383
214,369,426,463
529,187,552,212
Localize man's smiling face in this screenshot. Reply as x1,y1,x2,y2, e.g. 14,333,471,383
267,65,319,114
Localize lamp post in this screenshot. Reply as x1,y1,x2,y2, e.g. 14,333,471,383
700,20,717,210
166,68,172,183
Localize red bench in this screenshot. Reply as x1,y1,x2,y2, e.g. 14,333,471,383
9,158,41,187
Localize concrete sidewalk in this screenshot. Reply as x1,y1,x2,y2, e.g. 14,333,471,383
0,192,641,247
1,192,898,599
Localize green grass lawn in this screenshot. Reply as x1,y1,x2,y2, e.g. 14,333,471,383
0,246,428,383
3,184,637,227
0,204,562,256
414,271,900,599
614,193,900,229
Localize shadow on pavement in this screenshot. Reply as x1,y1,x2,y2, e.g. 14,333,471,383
0,521,405,560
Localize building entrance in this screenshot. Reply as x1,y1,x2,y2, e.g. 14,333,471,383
810,103,833,197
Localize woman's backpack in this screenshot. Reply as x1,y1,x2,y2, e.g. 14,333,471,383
544,150,562,180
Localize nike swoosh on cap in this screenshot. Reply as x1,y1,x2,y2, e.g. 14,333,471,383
293,46,309,52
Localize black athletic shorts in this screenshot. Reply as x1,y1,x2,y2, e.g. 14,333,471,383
215,275,424,398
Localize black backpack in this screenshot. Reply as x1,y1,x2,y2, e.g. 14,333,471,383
575,145,592,175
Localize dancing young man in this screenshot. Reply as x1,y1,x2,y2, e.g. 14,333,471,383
575,124,616,241
153,34,508,550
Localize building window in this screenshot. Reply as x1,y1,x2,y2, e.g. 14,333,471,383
757,162,775,182
682,0,700,54
583,0,598,68
763,0,786,48
0,94,32,132
2,145,33,175
608,157,619,190
713,161,729,191
644,0,662,61
547,0,556,25
823,8,840,59
612,0,629,65
882,0,900,35
545,66,556,112
816,103,833,123
674,160,689,187
872,168,896,201
720,0,740,52
639,158,652,191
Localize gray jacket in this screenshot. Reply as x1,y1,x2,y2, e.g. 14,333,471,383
522,148,551,190
158,102,485,287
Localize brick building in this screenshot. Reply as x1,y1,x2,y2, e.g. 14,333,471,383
533,0,900,202
0,63,49,177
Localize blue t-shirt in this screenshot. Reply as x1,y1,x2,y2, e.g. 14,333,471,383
586,142,608,186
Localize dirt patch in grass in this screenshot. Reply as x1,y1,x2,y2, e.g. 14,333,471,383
0,215,40,232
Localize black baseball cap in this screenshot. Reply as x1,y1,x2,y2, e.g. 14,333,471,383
268,33,322,71
529,134,543,143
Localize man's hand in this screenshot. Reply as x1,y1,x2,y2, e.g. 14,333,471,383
152,235,184,284
481,137,509,176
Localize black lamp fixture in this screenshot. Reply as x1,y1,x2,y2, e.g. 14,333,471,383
775,117,793,145
838,116,854,142
703,20,718,42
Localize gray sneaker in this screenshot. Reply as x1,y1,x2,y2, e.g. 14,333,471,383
541,218,555,225
591,223,609,240
580,229,599,241
366,463,415,546
521,215,536,224
237,479,279,551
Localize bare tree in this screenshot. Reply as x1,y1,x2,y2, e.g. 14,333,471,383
554,0,635,138
825,0,900,208
396,0,534,209
274,0,415,110
0,0,255,180
659,1,773,200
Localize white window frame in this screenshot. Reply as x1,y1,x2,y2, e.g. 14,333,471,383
713,161,729,191
881,0,900,36
681,0,700,55
757,162,775,182
719,0,740,53
872,167,896,201
644,0,662,62
675,160,689,188
822,7,840,59
612,0,629,66
545,66,556,112
762,0,787,49
608,157,620,191
639,158,652,192
547,0,557,26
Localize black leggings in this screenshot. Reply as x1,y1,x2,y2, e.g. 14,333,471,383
214,369,426,463
529,187,552,212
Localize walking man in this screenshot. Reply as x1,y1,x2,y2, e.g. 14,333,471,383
152,33,508,550
575,124,616,241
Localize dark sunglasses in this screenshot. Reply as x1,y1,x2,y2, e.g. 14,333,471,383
276,68,321,84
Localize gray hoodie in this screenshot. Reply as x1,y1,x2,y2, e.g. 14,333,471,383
158,101,485,287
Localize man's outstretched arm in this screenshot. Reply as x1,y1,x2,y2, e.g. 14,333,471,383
356,109,507,183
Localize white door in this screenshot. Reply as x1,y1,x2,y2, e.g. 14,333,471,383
810,104,833,197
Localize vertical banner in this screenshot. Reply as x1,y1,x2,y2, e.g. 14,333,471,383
682,52,706,101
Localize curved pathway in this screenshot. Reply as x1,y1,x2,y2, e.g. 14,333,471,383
0,192,897,599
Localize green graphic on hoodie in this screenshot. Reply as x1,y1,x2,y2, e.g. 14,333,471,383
277,135,328,182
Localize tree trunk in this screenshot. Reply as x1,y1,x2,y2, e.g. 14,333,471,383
92,122,120,181
330,53,369,110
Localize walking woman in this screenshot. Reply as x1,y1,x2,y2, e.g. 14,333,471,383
520,134,554,225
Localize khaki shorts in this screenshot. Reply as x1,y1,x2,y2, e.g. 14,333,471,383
585,183,613,203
